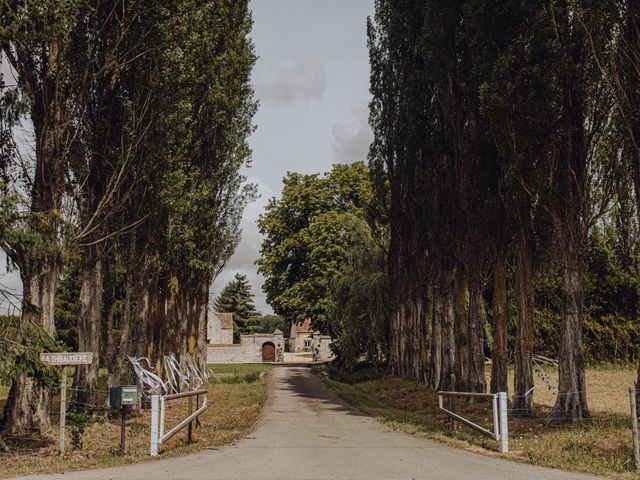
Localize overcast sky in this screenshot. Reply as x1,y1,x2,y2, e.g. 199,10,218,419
0,0,375,316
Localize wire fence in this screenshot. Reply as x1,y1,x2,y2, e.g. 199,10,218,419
0,382,208,455
451,385,634,417
437,385,640,469
1,386,127,440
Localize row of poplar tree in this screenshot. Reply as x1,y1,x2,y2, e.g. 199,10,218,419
367,0,639,422
0,1,256,436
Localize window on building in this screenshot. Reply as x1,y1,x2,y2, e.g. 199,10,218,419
304,339,311,349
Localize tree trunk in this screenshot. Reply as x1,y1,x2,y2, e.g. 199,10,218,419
621,2,640,427
427,284,442,388
439,276,456,391
2,36,67,436
196,283,209,372
513,236,535,414
3,263,58,435
148,273,163,367
387,237,428,382
467,271,486,393
105,304,118,390
107,258,133,391
163,274,184,363
127,272,151,412
74,243,103,405
128,274,150,382
551,247,589,421
179,287,189,364
490,252,508,394
186,294,198,360
454,269,468,391
2,374,52,436
186,280,208,370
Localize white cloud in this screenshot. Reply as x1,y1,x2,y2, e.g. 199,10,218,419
255,58,326,105
331,101,373,164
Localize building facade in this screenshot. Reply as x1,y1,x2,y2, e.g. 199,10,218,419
207,312,233,344
207,313,332,363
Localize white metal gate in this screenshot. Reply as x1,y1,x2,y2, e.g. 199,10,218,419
437,391,509,453
150,389,208,456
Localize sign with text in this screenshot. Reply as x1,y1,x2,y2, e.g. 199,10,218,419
40,352,93,366
39,351,93,454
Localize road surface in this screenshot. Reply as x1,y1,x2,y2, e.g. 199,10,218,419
17,366,598,480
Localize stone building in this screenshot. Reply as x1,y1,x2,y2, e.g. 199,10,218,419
207,313,332,363
288,319,333,362
207,311,285,363
207,312,233,344
289,318,314,352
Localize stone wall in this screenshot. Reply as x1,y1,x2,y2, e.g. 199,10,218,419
207,314,233,344
207,331,285,363
312,333,334,362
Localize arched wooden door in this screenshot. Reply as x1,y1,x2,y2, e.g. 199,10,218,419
262,342,276,362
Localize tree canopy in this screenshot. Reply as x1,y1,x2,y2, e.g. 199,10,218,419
257,162,373,335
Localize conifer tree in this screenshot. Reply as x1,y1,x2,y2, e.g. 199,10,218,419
214,274,261,336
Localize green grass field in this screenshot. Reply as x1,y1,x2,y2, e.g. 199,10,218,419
207,363,273,375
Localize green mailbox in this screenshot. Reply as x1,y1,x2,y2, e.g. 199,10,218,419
109,385,138,407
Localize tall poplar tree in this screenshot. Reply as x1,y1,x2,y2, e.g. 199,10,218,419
0,0,82,434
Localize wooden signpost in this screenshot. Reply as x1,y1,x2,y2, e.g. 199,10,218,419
40,352,93,455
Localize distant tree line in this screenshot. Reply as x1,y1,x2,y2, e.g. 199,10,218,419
0,0,256,437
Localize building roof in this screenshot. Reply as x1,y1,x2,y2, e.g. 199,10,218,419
292,318,313,335
215,312,233,329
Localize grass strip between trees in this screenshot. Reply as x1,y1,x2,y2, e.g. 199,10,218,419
318,364,640,479
0,364,271,479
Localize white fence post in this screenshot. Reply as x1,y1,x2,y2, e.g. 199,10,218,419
159,396,166,444
629,388,640,470
150,394,159,457
498,391,509,453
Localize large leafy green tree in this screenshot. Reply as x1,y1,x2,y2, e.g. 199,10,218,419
214,273,261,336
328,216,388,370
257,162,373,335
255,314,288,335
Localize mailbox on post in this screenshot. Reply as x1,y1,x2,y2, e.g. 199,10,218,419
110,385,138,407
109,385,138,456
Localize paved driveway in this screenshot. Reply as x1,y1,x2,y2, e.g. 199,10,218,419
16,366,599,479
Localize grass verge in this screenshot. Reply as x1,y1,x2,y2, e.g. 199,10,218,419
318,364,640,479
0,363,271,479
